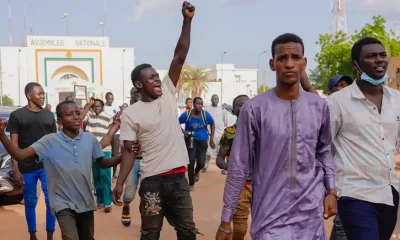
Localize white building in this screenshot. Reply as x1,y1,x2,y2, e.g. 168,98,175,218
0,35,134,108
158,64,257,106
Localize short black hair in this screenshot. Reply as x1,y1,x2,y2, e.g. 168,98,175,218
24,82,42,97
56,101,75,118
94,99,104,107
351,37,383,61
105,92,113,99
232,95,249,106
130,87,137,95
185,98,192,103
271,33,304,58
193,97,203,104
211,94,219,98
131,64,152,85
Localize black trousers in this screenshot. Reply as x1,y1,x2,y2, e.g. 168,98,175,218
139,173,198,240
186,140,208,186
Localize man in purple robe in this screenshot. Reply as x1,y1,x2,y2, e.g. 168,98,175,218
215,33,337,240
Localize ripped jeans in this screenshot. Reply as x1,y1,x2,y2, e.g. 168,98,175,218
139,173,198,240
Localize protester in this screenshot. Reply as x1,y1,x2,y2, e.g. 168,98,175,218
121,89,142,227
113,2,199,239
216,33,336,240
203,94,226,174
327,75,353,95
326,74,353,240
7,82,57,240
104,92,121,180
82,98,114,213
216,94,250,240
121,103,129,110
326,37,400,240
45,104,51,111
184,98,193,112
0,100,122,240
179,97,215,191
64,96,75,102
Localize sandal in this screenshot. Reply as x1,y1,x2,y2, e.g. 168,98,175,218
121,205,131,226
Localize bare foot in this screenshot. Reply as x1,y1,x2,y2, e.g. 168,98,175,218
29,232,38,240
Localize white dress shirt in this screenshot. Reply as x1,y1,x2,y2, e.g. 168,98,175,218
327,82,400,206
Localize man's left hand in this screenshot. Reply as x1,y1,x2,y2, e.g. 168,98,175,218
323,194,337,220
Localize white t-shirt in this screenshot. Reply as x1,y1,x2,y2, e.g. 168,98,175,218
119,75,189,180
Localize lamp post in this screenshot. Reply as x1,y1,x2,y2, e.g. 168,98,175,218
221,51,227,104
257,51,266,89
122,49,125,101
18,49,21,106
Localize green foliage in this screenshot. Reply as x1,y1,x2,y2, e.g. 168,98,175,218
313,15,400,94
1,95,14,106
181,66,209,97
257,85,269,94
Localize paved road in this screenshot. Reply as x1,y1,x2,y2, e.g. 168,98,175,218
1,161,338,240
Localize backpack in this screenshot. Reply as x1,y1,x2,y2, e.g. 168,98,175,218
185,109,210,136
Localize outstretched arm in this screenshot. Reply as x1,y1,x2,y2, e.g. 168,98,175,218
0,131,36,161
300,70,319,95
168,1,195,86
96,156,122,169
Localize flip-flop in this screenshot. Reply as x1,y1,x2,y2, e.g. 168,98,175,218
121,214,131,226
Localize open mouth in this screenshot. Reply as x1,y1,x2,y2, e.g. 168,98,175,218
374,66,385,72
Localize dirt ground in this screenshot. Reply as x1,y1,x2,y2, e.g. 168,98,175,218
16,157,400,239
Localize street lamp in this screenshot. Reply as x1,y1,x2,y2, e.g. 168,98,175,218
221,51,227,104
257,51,267,89
18,49,21,106
122,49,125,101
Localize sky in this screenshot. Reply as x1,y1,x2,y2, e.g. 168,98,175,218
0,0,399,87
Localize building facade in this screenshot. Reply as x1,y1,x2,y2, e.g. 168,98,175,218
0,35,134,107
158,64,257,106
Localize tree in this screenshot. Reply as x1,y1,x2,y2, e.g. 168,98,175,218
177,64,190,98
181,66,209,97
313,15,400,94
257,85,269,94
1,95,14,106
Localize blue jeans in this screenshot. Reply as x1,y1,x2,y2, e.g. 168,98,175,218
123,159,141,204
92,151,112,207
22,167,56,233
338,187,399,240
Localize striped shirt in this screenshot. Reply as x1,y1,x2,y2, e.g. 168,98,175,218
83,110,113,151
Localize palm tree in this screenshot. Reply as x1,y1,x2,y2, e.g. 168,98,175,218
177,64,190,98
181,66,209,98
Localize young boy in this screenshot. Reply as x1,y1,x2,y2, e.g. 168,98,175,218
0,101,121,240
216,95,250,240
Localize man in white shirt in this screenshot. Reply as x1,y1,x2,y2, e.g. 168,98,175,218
104,92,121,179
203,94,226,174
327,37,400,239
112,2,199,239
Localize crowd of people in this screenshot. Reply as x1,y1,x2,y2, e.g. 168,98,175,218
0,1,400,240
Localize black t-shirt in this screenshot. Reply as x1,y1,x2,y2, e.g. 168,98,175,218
6,107,57,173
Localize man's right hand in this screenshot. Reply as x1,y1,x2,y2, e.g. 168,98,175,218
112,183,124,206
12,169,24,188
215,222,232,240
